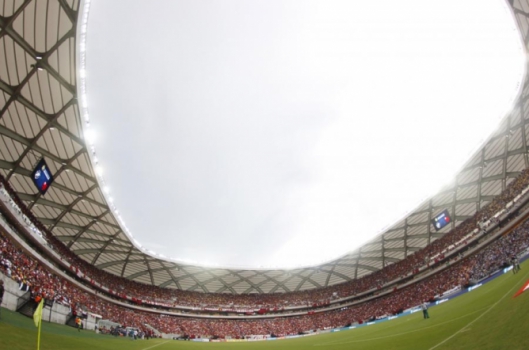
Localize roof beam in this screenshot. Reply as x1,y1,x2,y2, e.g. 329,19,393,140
358,256,399,263
74,248,139,256
172,266,208,293
0,125,91,182
159,261,183,290
289,271,322,293
91,231,124,265
145,257,155,285
328,270,354,282
120,246,136,277
97,259,128,269
189,273,237,294
67,209,115,248
57,236,104,245
0,23,77,94
158,279,174,288
355,264,379,272
57,0,78,23
400,233,444,240
126,266,170,280
406,246,422,252
48,184,98,229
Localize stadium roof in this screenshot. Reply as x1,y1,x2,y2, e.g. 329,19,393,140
0,0,529,294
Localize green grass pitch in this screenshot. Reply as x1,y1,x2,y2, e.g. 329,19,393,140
2,263,529,350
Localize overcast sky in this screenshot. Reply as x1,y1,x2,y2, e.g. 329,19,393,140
84,0,524,268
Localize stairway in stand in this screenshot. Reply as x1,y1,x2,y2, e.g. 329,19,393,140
16,292,38,319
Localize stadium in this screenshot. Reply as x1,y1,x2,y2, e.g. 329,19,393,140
1,0,529,349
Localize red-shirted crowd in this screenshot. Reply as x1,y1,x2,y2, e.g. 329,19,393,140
2,219,528,337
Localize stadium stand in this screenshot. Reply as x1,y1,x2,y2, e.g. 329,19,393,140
2,168,529,338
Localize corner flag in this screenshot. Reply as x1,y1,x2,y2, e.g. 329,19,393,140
513,279,529,298
33,299,44,327
33,299,44,350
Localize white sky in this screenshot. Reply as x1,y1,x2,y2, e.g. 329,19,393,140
85,0,525,268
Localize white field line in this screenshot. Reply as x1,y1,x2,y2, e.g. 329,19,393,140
313,307,489,346
428,271,529,350
141,340,171,350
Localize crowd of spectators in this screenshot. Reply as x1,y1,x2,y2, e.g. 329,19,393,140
469,218,529,280
2,168,529,311
2,193,529,337
1,221,526,337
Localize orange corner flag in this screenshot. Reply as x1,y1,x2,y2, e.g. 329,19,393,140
513,280,529,298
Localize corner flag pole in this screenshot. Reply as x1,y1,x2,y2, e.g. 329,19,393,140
37,313,42,350
33,299,45,350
